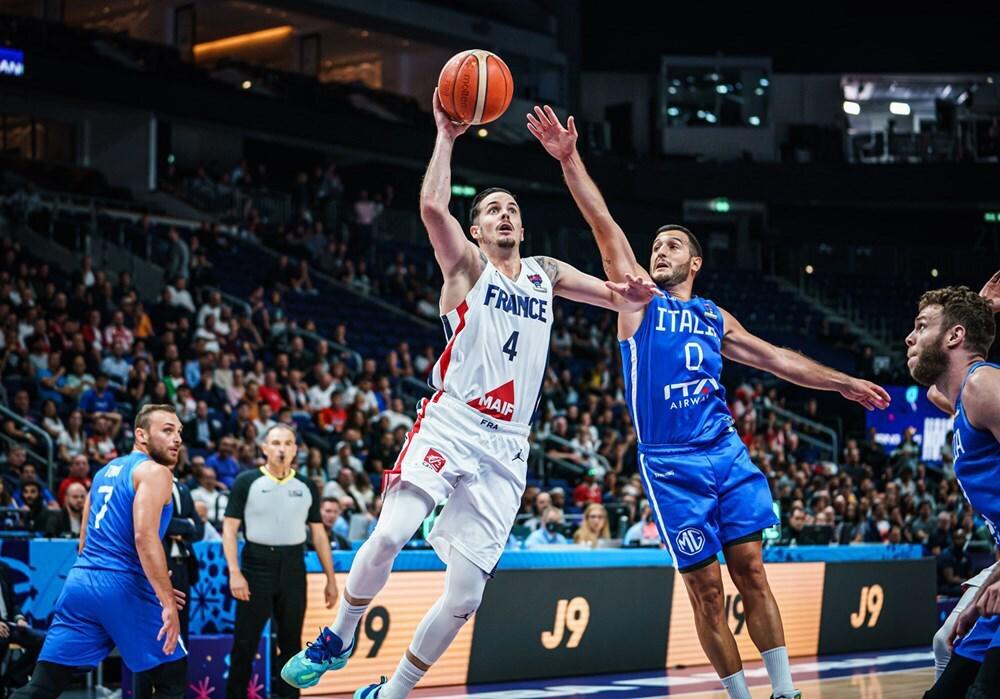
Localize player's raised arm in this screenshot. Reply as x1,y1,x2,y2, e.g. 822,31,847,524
133,461,181,654
536,256,661,313
527,105,645,284
419,89,479,278
718,307,891,411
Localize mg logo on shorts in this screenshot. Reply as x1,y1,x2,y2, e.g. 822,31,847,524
675,528,706,556
422,448,447,473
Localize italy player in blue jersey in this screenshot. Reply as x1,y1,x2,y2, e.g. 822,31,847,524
907,280,1000,699
14,404,187,698
529,106,890,699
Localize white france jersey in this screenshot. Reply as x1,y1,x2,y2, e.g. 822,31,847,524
430,256,553,427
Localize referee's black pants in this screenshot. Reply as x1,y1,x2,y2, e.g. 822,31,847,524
226,543,306,699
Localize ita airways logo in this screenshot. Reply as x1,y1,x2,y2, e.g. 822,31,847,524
675,528,706,556
469,380,516,421
527,273,546,292
421,448,447,473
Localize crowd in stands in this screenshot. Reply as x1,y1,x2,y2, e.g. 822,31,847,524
2,159,996,600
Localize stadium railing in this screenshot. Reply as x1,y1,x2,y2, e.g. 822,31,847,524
0,403,55,489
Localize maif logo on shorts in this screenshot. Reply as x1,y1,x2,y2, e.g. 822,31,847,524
675,528,706,556
422,448,447,473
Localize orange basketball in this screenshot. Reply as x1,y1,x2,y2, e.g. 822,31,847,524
437,49,513,125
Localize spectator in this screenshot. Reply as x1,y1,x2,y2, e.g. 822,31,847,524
524,507,568,548
779,506,807,546
102,311,134,353
38,399,66,441
18,481,50,533
2,390,38,448
927,512,953,555
937,528,972,597
573,503,611,547
46,482,87,537
183,400,224,451
319,497,351,549
194,501,223,542
79,373,117,419
0,561,46,690
165,227,191,281
327,442,363,477
207,437,241,488
57,410,87,465
572,469,603,508
57,454,92,506
85,414,121,464
624,502,660,546
189,466,229,528
100,342,131,389
323,466,366,511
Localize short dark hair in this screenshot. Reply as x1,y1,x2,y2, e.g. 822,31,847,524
918,286,996,357
321,496,341,507
469,187,516,227
656,225,702,258
135,404,177,432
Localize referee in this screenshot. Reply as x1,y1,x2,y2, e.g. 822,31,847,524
223,425,338,699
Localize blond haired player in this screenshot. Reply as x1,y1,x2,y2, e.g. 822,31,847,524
280,91,660,698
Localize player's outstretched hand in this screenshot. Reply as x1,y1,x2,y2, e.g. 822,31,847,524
949,603,980,650
979,270,1000,313
977,580,1000,617
432,88,470,141
839,378,891,411
605,273,664,305
526,105,577,162
158,605,181,655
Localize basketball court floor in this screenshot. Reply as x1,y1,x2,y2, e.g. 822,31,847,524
323,647,934,699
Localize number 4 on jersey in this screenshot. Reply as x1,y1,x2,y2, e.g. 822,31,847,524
503,331,519,361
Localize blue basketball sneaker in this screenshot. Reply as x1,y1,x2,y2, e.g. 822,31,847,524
354,677,387,698
280,627,353,689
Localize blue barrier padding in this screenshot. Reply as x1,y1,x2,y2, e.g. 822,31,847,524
303,542,925,573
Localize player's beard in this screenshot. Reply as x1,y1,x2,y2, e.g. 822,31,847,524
496,236,517,250
147,437,179,467
910,331,950,386
651,258,691,288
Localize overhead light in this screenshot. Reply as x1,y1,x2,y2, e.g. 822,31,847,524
241,80,252,89
667,107,680,117
193,26,293,60
889,102,911,115
748,116,761,126
930,268,939,278
805,264,814,275
843,101,861,115
716,85,728,94
759,78,769,87
941,85,952,98
704,112,717,123
667,86,677,94
476,128,488,138
957,91,969,105
710,198,731,213
754,87,764,96
987,77,994,84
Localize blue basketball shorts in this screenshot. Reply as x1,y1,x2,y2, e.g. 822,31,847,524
955,614,1000,664
39,567,187,672
637,428,778,572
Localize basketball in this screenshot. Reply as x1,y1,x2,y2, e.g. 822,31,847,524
437,49,514,125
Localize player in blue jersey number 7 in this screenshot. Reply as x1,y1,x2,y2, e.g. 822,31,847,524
908,277,1000,699
529,105,890,699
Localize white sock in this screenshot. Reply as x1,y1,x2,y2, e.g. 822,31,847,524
761,646,795,697
379,654,426,699
720,670,752,699
329,597,368,647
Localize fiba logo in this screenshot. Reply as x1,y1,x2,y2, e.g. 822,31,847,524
675,528,706,556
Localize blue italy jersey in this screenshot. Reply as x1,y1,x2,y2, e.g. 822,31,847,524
953,361,1000,546
76,450,173,573
620,294,732,447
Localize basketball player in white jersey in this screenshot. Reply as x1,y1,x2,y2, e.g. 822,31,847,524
280,90,660,699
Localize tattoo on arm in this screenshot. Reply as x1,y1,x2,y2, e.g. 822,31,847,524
478,250,488,272
537,256,561,286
